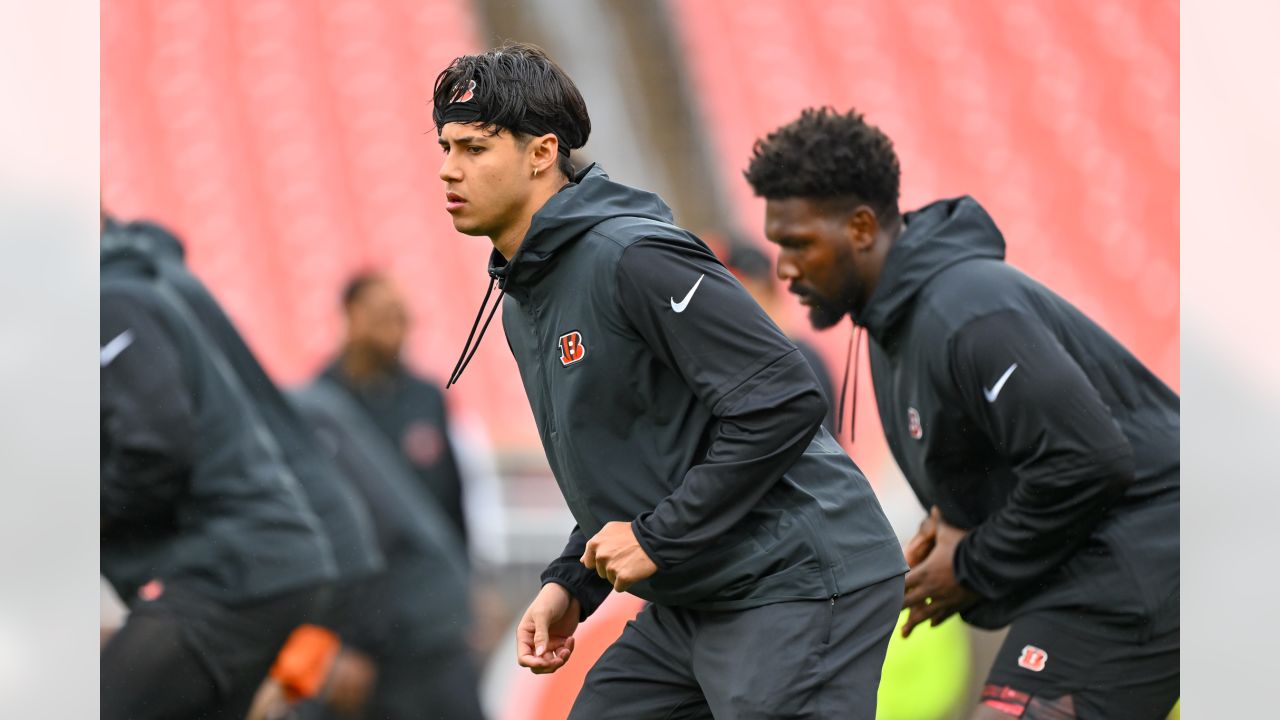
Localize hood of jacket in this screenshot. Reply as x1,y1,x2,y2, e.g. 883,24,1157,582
859,196,1006,341
101,218,187,270
488,163,674,290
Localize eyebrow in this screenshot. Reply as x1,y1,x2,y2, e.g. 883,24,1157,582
438,135,486,147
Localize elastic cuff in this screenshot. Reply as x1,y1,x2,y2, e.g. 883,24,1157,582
952,534,996,600
540,569,609,620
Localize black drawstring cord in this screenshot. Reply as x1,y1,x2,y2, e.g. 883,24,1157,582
849,324,864,443
836,323,853,437
835,321,866,442
447,276,504,388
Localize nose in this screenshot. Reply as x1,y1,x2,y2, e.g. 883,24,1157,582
777,254,800,282
439,151,462,183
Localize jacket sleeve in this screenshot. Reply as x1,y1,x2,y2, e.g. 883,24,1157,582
946,310,1135,599
100,290,199,534
615,238,828,569
540,525,613,619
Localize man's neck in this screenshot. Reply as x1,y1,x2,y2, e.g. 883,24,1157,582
859,216,905,309
492,176,568,261
493,216,531,261
341,345,393,382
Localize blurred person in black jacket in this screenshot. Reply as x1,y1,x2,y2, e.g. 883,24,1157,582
322,273,471,552
101,220,338,720
103,217,390,715
289,379,483,720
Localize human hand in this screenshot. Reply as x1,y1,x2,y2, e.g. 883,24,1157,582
581,521,659,592
516,582,580,674
901,511,980,638
323,648,377,715
904,506,941,568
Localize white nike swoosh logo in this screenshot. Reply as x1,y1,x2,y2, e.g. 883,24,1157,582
100,329,135,367
670,274,706,313
983,363,1018,402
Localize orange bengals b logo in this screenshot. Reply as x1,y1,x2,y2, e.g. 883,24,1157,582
1017,645,1048,672
558,331,586,366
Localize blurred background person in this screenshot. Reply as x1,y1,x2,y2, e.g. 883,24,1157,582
320,270,512,664
290,378,483,720
101,223,337,720
105,217,484,718
323,273,470,552
102,216,398,717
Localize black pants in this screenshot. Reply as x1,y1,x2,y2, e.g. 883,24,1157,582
569,573,905,720
101,583,328,720
982,599,1180,719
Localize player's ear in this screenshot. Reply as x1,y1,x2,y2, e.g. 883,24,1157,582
846,206,880,253
528,132,559,178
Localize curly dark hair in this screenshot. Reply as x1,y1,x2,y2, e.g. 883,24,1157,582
744,107,901,221
433,42,590,179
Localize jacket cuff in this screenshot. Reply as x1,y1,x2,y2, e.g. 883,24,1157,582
540,563,612,620
952,532,999,600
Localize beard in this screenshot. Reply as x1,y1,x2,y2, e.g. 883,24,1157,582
792,280,855,330
806,298,848,330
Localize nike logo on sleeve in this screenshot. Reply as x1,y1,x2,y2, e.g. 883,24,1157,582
100,329,135,367
670,274,705,313
983,363,1018,402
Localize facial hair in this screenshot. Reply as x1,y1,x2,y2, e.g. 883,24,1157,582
807,298,848,330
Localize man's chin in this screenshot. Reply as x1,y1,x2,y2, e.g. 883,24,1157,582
450,217,488,237
807,304,847,330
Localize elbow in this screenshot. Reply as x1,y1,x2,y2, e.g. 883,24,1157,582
798,384,829,427
794,385,828,431
1096,445,1136,506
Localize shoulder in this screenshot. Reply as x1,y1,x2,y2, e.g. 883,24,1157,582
566,222,723,303
914,259,1036,337
580,216,710,264
101,276,183,341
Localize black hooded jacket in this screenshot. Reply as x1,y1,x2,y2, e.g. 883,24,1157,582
101,220,384,584
291,380,472,657
861,196,1179,635
321,358,469,551
101,238,336,604
490,165,905,615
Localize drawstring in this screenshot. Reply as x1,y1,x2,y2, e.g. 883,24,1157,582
447,275,505,388
835,322,865,442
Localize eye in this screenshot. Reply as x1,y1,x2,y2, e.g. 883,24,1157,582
467,146,485,154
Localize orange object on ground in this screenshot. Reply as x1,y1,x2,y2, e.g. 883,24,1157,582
269,624,342,702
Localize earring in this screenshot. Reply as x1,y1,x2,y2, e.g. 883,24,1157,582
533,167,540,178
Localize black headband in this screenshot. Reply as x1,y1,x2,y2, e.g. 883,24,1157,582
436,100,572,158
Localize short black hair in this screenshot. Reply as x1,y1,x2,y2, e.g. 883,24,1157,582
744,107,901,222
342,272,385,309
433,42,590,179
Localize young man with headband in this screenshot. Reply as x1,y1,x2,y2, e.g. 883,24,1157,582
433,44,906,718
